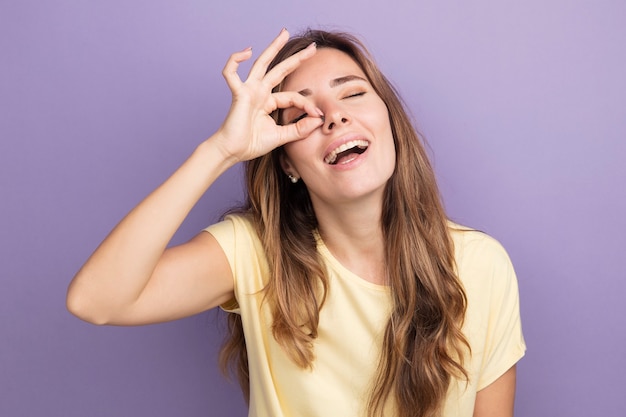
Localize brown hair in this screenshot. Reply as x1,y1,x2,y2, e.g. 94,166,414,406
220,29,469,417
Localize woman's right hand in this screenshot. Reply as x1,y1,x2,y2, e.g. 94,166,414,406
67,30,324,326
212,29,324,163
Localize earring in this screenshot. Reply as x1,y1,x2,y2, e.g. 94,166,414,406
287,174,299,184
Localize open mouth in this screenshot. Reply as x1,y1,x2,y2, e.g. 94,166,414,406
324,140,369,165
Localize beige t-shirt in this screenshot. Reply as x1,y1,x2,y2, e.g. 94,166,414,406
206,215,525,417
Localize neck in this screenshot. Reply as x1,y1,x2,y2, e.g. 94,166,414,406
312,195,387,285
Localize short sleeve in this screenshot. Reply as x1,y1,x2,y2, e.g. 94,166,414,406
473,237,526,389
203,214,269,314
204,217,240,313
453,229,526,391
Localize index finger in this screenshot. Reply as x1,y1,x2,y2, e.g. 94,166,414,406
261,41,317,89
246,28,291,81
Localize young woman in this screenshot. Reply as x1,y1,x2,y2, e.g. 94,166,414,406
67,29,525,417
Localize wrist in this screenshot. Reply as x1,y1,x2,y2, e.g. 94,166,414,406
195,133,240,170
202,130,243,167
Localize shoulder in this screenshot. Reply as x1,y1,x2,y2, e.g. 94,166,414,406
204,213,263,259
447,221,518,298
205,213,258,241
448,222,512,273
204,214,270,297
205,213,255,234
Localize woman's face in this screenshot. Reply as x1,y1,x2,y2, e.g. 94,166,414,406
280,48,396,208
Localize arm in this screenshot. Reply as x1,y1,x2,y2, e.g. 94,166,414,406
66,29,324,326
66,141,236,325
473,365,517,417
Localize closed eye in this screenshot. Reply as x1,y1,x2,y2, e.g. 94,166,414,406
288,113,308,124
345,91,366,99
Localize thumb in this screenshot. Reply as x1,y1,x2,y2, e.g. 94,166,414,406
278,116,324,145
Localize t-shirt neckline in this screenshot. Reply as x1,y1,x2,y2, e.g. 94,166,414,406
313,230,390,292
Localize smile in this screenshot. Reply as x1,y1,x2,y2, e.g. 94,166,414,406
324,139,369,165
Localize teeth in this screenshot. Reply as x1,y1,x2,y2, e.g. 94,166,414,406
324,140,369,164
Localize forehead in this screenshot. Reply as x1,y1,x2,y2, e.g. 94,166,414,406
281,48,367,92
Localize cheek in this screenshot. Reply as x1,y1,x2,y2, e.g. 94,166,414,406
283,142,303,161
370,101,392,132
380,116,397,165
283,141,314,172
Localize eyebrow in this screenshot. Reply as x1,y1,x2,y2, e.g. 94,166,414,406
297,75,368,96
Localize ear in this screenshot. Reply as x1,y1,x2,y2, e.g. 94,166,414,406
279,152,300,178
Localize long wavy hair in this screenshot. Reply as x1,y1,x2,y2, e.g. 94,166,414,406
219,29,469,417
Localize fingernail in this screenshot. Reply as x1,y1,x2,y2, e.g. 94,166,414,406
316,108,324,117
279,27,287,35
308,41,317,49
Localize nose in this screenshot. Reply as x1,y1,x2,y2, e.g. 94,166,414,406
322,108,350,133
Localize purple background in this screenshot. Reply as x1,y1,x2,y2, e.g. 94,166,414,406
1,1,625,416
